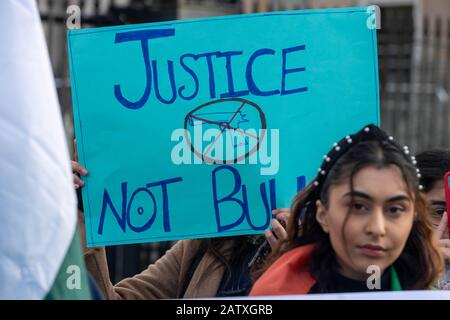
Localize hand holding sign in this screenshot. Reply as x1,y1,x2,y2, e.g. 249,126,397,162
436,212,450,261
264,208,290,250
72,139,88,189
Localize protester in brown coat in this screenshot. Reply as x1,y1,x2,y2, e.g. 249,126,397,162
77,208,288,299
72,145,289,299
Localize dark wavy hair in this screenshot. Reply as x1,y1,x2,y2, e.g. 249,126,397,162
256,139,443,292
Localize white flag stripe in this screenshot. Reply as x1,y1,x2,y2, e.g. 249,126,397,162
0,0,77,299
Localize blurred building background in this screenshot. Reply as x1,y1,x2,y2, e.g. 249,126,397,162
37,0,450,284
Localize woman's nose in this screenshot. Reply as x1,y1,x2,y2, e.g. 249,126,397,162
365,207,386,237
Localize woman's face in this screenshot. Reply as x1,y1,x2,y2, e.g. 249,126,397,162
316,165,415,281
423,180,446,228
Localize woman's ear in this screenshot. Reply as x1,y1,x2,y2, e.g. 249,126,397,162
315,200,329,233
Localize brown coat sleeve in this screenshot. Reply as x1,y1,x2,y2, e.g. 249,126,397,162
84,240,199,299
78,210,200,299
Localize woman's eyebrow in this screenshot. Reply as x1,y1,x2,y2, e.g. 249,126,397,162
430,200,447,206
343,191,373,200
343,192,411,203
385,195,411,203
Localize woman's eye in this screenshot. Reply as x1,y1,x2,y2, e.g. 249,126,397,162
433,207,446,216
387,206,405,215
352,203,368,212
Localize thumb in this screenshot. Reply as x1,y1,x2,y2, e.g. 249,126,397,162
435,211,448,240
73,138,79,162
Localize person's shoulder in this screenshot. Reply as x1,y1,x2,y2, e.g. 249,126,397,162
250,243,316,296
170,239,203,254
284,243,315,257
270,243,315,271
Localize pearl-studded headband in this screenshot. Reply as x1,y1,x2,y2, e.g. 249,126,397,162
311,124,423,195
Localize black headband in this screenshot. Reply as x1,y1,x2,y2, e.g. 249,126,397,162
310,124,423,198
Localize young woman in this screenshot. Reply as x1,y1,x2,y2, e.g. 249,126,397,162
71,141,289,299
416,148,450,290
251,124,443,295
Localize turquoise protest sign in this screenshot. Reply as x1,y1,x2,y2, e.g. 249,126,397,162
68,7,380,247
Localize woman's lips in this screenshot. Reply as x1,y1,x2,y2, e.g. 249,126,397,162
357,244,387,257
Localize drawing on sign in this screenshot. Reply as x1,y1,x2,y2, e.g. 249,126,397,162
184,98,266,164
187,110,250,147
